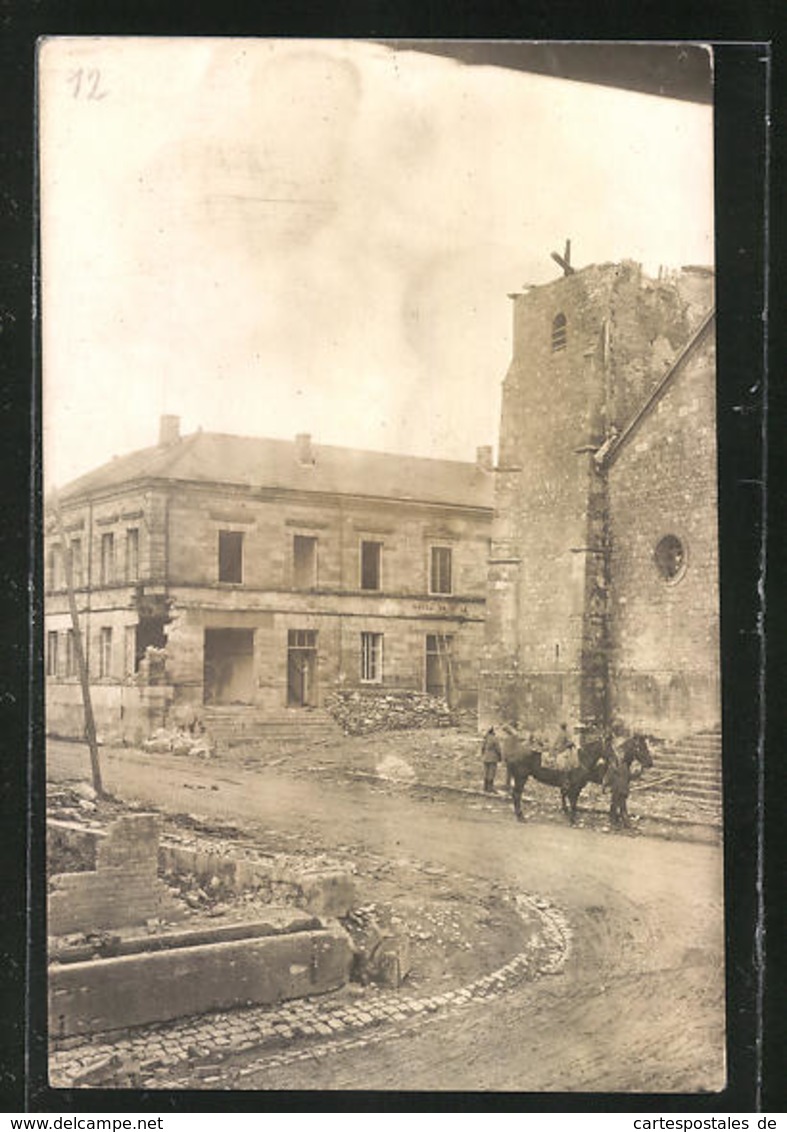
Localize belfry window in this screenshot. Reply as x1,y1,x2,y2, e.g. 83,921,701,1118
551,312,567,352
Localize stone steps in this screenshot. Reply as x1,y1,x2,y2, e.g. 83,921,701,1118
652,756,721,779
202,708,342,747
646,730,722,804
641,779,722,805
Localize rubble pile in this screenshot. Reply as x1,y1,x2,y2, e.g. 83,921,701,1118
47,783,130,828
325,689,457,736
47,787,100,876
160,867,244,914
47,783,99,822
343,903,412,988
142,726,215,758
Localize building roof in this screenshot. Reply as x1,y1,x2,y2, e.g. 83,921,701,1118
598,305,716,469
57,431,494,511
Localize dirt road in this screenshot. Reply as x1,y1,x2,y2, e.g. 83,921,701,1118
47,740,725,1093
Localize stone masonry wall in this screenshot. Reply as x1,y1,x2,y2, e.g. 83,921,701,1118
157,484,490,711
48,814,182,936
483,266,620,729
47,469,491,731
166,485,490,598
45,682,173,745
45,486,172,741
481,261,715,734
161,603,484,713
607,333,719,737
45,486,166,599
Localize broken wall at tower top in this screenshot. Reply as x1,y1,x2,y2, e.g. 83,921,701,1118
480,260,716,734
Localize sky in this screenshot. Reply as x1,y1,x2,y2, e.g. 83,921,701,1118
39,38,714,489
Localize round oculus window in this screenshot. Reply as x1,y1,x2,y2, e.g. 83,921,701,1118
654,534,686,582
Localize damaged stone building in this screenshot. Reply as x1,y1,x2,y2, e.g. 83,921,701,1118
480,258,718,742
45,422,493,744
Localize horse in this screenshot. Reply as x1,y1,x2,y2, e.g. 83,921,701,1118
603,736,654,829
503,731,652,826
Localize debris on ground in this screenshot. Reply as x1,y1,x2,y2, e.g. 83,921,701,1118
142,725,216,758
375,754,416,783
251,726,721,836
325,689,457,735
46,777,527,1002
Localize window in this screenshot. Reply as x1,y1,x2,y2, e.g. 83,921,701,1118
100,533,115,585
360,540,382,591
218,530,244,583
48,545,62,591
126,528,139,582
288,629,317,650
293,535,317,588
654,534,686,583
430,546,453,595
125,625,137,676
70,539,83,588
361,632,383,683
551,312,567,352
99,627,113,678
65,629,75,677
46,630,59,677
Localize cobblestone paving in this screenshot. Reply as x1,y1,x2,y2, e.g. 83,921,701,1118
49,893,571,1089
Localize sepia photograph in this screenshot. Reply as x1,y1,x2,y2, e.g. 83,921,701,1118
38,38,724,1094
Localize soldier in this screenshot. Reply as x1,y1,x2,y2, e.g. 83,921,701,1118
481,726,502,792
551,721,575,764
550,720,578,789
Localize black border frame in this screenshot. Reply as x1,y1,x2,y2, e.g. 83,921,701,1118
0,9,775,1115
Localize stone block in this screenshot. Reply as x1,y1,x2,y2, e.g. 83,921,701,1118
299,870,356,918
49,924,354,1036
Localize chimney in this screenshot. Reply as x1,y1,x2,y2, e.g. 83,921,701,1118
295,433,314,465
159,415,180,446
476,445,493,473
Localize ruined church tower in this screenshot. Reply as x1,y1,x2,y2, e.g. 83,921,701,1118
480,258,714,734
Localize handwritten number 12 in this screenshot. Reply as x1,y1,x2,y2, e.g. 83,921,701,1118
69,68,107,100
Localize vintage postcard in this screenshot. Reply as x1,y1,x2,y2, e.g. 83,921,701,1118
39,39,725,1094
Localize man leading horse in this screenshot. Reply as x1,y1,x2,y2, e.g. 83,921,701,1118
501,718,652,826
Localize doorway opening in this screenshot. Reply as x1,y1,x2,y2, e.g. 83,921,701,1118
425,633,454,703
204,628,255,704
287,629,318,706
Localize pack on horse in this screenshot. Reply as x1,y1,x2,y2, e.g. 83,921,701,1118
503,728,652,826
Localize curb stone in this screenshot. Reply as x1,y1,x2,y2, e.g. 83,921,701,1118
49,889,572,1088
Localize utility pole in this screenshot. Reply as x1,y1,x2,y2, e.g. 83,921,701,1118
51,492,104,798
